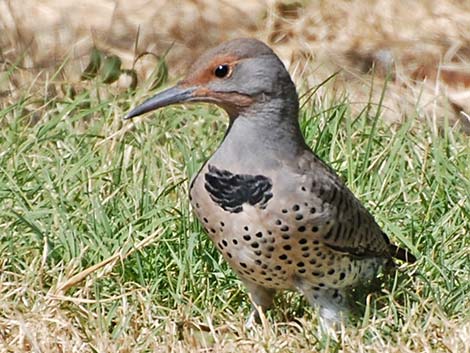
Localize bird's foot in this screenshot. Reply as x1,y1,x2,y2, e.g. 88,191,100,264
244,309,259,330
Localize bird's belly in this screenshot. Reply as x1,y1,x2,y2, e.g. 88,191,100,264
190,173,383,291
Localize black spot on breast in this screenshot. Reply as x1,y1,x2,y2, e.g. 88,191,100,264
204,165,273,213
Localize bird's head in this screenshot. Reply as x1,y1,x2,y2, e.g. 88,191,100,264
126,38,296,120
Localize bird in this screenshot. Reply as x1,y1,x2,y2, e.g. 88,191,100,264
126,38,416,329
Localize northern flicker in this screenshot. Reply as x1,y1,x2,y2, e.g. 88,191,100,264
126,38,416,328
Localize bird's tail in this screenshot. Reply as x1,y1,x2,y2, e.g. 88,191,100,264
390,244,416,263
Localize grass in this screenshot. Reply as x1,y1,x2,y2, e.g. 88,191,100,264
0,72,469,352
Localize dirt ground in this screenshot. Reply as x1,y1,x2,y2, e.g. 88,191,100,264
1,0,470,131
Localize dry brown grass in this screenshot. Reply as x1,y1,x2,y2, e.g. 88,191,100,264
1,0,470,131
1,265,469,352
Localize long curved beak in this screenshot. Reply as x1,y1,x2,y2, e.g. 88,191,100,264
125,85,196,120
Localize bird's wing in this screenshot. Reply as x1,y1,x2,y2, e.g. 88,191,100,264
294,151,395,260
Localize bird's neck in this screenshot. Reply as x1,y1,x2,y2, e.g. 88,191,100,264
210,96,306,171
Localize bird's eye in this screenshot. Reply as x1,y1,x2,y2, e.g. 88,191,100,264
214,64,230,78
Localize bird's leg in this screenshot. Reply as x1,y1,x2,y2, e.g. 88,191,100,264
300,285,351,334
242,280,276,329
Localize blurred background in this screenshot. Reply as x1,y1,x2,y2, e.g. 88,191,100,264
1,0,470,132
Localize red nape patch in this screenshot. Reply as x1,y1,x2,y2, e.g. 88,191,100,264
180,54,239,87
